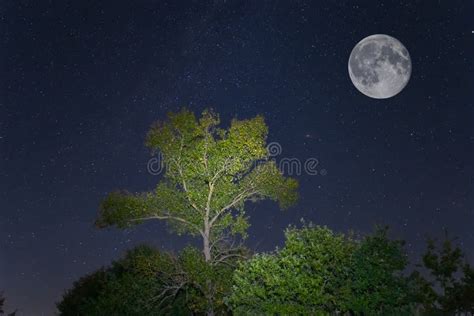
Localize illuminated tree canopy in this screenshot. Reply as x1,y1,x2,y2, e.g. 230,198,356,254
96,108,298,263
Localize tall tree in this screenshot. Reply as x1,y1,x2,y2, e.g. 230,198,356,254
96,109,298,314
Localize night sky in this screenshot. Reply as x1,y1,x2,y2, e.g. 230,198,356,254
1,1,473,314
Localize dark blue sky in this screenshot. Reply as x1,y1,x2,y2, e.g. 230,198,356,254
1,1,473,314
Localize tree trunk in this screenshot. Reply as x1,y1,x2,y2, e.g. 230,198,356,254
202,224,214,316
203,225,211,262
207,309,215,316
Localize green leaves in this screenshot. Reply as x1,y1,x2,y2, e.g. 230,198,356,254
348,227,414,314
57,245,190,316
97,108,298,248
96,191,153,228
229,225,415,315
95,108,298,314
230,225,354,314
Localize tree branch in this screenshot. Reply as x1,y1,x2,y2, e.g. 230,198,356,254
171,142,203,215
212,253,247,265
210,157,233,185
209,189,259,226
131,214,204,237
177,164,202,214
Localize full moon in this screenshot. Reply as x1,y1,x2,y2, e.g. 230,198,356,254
348,34,411,99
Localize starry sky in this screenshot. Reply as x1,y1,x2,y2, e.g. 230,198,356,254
1,1,473,314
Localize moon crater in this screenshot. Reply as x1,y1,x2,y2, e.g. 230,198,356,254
348,34,411,99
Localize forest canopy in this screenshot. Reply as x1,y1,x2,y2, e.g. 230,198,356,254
56,109,474,315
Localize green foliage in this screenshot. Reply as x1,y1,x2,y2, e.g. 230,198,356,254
414,235,474,314
57,245,190,316
229,225,415,315
347,227,415,315
57,245,240,315
95,108,298,314
96,108,298,243
172,246,235,314
229,225,354,314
